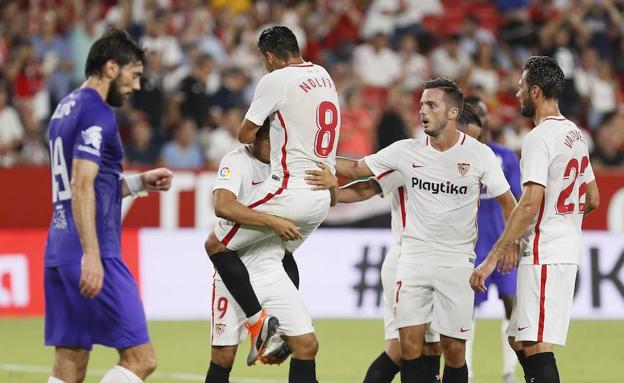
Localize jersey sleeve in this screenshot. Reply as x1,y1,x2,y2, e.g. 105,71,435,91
213,152,246,198
363,140,408,177
72,106,116,166
374,170,403,198
244,73,286,126
481,146,511,198
520,131,550,187
504,150,522,198
584,156,596,183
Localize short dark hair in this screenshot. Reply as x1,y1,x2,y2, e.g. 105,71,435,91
85,28,145,78
423,77,464,112
458,103,482,128
522,56,564,100
257,118,271,139
257,26,300,61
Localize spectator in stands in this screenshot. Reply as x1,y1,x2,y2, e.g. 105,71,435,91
397,34,431,92
132,51,166,135
465,41,500,97
125,116,161,167
430,34,472,81
210,67,248,112
337,86,375,158
160,119,204,169
201,106,243,168
0,82,24,167
586,60,620,130
176,53,214,129
591,122,624,171
17,103,48,166
141,9,183,70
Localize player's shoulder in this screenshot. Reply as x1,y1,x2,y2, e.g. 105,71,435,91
75,88,115,123
220,145,253,164
460,134,492,155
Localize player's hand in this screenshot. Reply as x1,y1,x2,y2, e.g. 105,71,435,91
80,253,104,298
141,168,173,192
470,257,496,293
305,163,338,191
497,242,519,274
268,216,303,241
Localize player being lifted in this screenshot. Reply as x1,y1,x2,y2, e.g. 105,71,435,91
204,25,340,379
471,56,600,383
44,29,173,383
306,103,486,383
464,96,522,383
330,78,517,383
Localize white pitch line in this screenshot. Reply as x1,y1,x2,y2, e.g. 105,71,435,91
0,363,286,383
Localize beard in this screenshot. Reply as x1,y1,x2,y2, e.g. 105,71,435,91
520,95,535,118
424,120,445,137
106,76,126,107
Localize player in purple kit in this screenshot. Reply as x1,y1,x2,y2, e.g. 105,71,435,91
464,97,522,383
44,29,173,383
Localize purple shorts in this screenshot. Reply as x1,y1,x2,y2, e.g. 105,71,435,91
44,257,149,351
474,267,518,305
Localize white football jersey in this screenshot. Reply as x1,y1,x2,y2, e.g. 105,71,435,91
374,171,407,245
364,133,510,268
213,146,285,279
519,116,595,265
245,62,341,189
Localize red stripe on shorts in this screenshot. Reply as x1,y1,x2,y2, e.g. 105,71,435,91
538,265,548,342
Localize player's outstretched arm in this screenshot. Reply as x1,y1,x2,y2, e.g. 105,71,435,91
71,158,104,298
122,168,174,198
305,163,381,206
335,157,374,180
470,183,544,293
238,118,261,144
338,179,382,203
584,180,600,216
213,189,302,241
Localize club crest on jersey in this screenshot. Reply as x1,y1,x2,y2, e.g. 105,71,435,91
77,126,103,156
457,163,470,176
218,166,232,180
214,323,227,336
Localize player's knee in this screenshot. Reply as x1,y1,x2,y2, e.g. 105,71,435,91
143,353,158,376
290,333,319,359
205,235,226,256
441,341,464,365
211,346,237,368
119,347,157,378
422,341,442,356
399,336,423,359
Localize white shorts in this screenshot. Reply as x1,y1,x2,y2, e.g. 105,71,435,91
395,263,474,340
507,264,577,346
215,183,330,253
211,269,314,346
382,246,439,343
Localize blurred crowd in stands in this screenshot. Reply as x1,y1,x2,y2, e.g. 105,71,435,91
1,0,624,171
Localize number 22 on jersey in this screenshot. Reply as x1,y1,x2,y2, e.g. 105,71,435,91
556,156,589,214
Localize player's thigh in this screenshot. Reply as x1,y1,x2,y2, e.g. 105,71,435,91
93,258,150,349
513,264,577,346
382,246,400,340
281,189,331,253
214,217,274,251
259,273,314,337
394,264,434,329
431,266,474,340
211,279,248,347
52,347,90,382
45,264,97,351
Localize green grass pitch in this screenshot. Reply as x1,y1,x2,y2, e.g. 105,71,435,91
1,319,621,382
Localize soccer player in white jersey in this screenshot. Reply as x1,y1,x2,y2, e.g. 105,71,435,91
205,25,339,378
331,78,517,383
204,123,319,383
470,56,600,383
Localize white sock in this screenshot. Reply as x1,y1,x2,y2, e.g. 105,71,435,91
466,319,476,378
100,365,143,383
48,377,67,383
501,319,518,375
247,310,262,325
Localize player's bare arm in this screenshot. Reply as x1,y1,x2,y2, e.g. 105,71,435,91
239,118,261,144
583,180,600,216
494,190,519,274
71,158,104,298
213,189,302,241
334,157,374,180
338,179,382,203
122,168,174,198
470,182,545,293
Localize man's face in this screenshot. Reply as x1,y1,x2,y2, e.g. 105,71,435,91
107,60,143,107
516,70,536,118
419,88,454,137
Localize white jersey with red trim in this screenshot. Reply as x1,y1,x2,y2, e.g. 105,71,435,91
374,171,407,245
519,116,595,265
364,133,510,268
245,62,341,189
212,146,285,280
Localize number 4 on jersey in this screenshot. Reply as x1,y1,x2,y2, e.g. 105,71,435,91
314,101,338,158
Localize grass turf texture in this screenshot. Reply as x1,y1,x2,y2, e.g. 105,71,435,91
0,319,621,382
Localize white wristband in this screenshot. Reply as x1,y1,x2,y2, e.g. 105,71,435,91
125,174,147,197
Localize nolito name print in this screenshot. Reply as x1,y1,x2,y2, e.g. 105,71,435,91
411,177,468,195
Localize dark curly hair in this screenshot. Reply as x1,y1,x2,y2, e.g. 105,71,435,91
85,28,145,77
522,56,564,100
257,26,300,61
